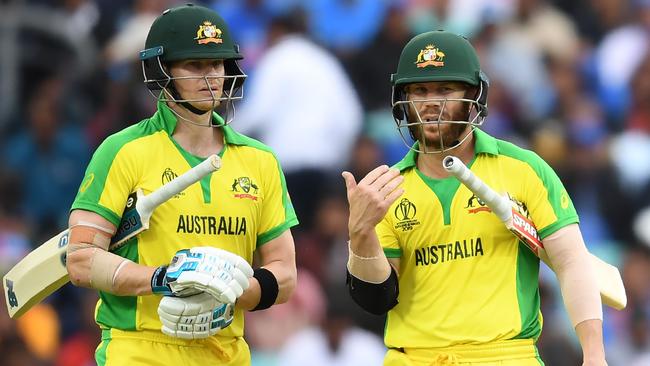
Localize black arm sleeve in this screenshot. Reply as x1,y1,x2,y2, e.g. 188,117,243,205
346,266,399,315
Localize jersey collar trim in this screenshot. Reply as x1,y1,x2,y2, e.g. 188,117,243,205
156,100,251,146
473,128,499,156
392,128,499,171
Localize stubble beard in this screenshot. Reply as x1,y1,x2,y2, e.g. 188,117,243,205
410,115,470,151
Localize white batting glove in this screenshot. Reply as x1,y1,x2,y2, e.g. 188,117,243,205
161,247,253,303
158,292,234,339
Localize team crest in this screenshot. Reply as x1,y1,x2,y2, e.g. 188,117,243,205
232,177,259,201
394,198,420,232
195,21,223,44
415,44,445,68
465,193,491,214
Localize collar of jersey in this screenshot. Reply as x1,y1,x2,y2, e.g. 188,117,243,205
393,128,499,171
155,100,251,146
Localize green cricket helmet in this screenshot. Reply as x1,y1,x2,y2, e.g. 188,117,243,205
139,4,246,122
391,30,489,153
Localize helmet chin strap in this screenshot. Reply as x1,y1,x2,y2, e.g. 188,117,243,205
168,85,212,116
162,85,225,128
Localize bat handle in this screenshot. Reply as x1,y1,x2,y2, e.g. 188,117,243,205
442,156,512,222
139,155,221,214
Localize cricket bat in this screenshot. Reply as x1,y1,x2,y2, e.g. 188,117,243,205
442,156,627,310
3,155,221,318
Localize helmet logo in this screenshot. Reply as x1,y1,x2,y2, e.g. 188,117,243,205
415,44,445,68
195,21,223,45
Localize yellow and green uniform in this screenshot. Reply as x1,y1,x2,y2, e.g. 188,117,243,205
71,101,297,365
377,129,578,365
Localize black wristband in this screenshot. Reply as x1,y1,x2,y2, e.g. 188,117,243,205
251,268,279,311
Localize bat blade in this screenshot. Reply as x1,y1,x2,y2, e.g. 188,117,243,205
3,230,70,319
3,155,221,318
592,255,627,310
443,155,627,310
505,206,627,310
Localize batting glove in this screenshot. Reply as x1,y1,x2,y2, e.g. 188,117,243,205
158,292,234,339
152,247,253,303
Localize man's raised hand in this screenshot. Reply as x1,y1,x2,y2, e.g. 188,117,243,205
342,165,404,236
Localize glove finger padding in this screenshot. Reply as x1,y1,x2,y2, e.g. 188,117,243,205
219,250,254,278
158,293,234,339
171,270,241,304
230,267,251,292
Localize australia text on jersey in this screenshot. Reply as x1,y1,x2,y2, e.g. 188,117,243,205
414,237,485,266
177,215,247,235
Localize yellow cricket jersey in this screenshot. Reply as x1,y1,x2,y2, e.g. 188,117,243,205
377,129,578,349
71,101,298,338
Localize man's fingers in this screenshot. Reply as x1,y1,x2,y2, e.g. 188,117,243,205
341,171,357,191
371,168,402,192
378,174,405,198
357,165,390,187
384,187,405,206
344,166,398,196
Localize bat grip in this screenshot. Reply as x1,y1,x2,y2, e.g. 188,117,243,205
442,156,512,222
139,155,221,214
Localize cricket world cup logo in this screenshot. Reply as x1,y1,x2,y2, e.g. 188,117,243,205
162,168,184,197
394,198,420,231
162,168,178,184
395,198,416,220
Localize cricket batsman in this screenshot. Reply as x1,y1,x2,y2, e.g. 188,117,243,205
65,4,298,365
342,31,607,365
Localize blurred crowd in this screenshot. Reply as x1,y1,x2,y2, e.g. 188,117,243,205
1,0,650,365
